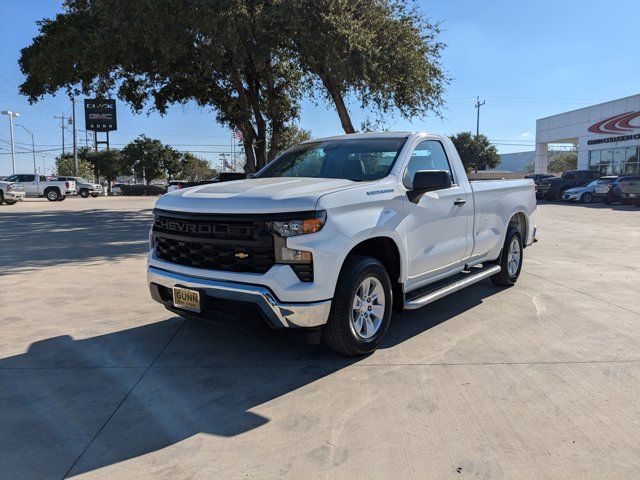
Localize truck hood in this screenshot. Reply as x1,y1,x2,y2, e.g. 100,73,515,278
155,177,360,214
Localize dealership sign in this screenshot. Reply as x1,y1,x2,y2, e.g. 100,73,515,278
84,99,117,132
587,111,640,145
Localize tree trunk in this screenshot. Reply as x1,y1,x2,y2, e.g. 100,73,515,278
315,68,355,134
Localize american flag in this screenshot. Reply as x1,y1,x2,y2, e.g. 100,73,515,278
233,128,243,141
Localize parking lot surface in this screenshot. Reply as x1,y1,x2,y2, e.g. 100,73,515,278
1,197,639,480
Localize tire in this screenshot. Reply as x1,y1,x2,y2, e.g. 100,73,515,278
581,192,593,203
0,191,4,205
79,189,89,198
544,192,556,201
45,188,60,201
4,199,17,205
58,195,66,201
490,227,523,287
322,255,393,357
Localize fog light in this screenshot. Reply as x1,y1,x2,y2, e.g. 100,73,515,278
279,247,312,263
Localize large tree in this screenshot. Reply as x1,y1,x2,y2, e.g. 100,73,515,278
283,0,447,133
19,0,446,172
449,132,500,172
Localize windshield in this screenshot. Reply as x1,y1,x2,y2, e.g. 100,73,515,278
255,137,407,181
75,178,88,183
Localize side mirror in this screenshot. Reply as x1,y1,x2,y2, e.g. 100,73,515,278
408,170,451,203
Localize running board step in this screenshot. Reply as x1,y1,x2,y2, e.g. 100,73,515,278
403,265,501,310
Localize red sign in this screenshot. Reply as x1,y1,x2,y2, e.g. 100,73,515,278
588,111,640,134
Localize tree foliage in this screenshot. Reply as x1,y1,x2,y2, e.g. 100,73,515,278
55,152,94,179
181,153,217,181
547,151,577,173
121,135,182,183
284,0,447,133
449,132,500,172
19,0,447,173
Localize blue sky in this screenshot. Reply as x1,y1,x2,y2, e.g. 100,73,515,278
1,0,639,175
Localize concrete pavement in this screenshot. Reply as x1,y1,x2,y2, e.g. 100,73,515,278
0,197,638,479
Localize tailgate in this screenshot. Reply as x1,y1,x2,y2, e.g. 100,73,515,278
620,179,640,194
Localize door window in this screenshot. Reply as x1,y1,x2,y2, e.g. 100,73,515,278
18,174,35,182
404,140,454,188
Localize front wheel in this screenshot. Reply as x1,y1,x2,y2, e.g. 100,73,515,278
4,199,17,205
322,255,393,357
581,192,593,203
491,227,523,287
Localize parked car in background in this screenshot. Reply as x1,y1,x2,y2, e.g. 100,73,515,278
111,183,126,196
537,170,601,200
526,173,555,199
619,176,640,205
56,176,103,198
2,174,75,201
167,180,192,193
0,179,26,205
561,179,604,203
594,175,639,204
593,176,620,203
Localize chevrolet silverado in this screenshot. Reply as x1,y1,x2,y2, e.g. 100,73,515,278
147,132,537,356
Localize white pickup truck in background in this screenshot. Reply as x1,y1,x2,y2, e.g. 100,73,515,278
3,174,76,201
0,178,26,205
148,132,537,356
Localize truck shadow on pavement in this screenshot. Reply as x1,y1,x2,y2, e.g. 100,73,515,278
0,209,153,273
0,283,500,479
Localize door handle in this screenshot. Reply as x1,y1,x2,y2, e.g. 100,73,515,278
454,198,466,206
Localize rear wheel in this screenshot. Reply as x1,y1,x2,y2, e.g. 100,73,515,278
45,189,60,201
322,255,393,357
491,227,523,287
581,192,593,203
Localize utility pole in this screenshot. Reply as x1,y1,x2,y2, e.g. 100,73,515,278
54,114,66,155
475,96,485,138
1,111,20,174
71,97,78,176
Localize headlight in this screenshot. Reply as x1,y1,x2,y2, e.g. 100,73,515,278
7,184,14,192
266,211,326,237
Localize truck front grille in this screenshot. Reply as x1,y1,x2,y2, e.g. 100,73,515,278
152,210,275,274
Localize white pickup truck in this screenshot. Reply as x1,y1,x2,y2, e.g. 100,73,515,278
3,174,76,201
0,178,26,205
148,132,537,356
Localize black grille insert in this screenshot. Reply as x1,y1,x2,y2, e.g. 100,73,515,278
153,210,275,274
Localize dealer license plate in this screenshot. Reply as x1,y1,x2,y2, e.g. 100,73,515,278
173,287,201,312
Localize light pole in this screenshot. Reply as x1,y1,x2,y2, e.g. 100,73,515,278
15,124,37,175
1,110,20,174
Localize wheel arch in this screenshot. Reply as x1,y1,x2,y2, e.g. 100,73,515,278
343,236,404,312
508,211,528,245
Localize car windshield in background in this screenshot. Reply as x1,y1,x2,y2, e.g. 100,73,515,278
255,137,407,181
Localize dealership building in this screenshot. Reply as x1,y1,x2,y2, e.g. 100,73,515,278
535,94,640,174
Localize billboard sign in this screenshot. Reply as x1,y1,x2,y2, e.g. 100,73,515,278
84,99,117,132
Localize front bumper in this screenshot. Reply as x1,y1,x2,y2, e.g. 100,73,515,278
561,193,580,201
147,266,331,328
4,191,25,201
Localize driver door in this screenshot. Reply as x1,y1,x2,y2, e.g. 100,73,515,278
403,140,472,290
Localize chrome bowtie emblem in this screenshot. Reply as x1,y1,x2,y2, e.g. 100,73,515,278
234,252,250,259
